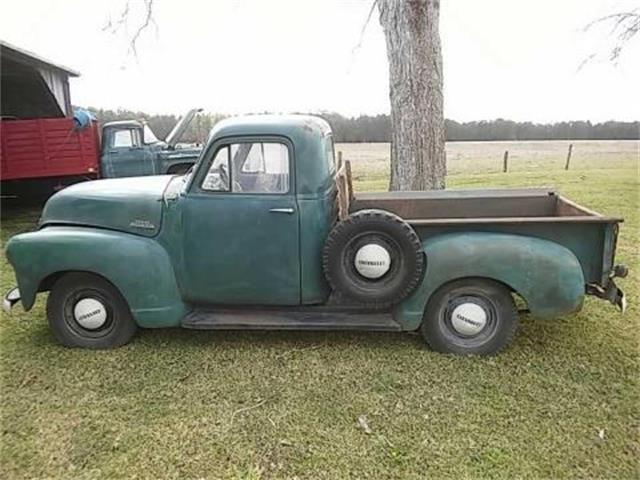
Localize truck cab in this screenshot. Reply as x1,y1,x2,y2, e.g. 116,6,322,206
100,108,202,178
4,115,627,355
177,115,336,306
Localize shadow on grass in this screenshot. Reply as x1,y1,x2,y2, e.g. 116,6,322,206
133,326,426,351
10,307,581,360
12,318,426,353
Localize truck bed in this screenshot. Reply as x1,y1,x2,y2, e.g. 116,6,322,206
352,188,621,224
0,118,100,181
351,188,622,286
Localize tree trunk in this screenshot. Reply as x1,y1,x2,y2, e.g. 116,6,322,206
378,0,446,191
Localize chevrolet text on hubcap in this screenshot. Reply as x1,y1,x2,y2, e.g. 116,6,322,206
354,243,391,279
73,298,107,330
450,302,487,336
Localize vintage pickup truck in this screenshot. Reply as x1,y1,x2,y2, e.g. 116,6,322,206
4,115,627,355
99,108,202,178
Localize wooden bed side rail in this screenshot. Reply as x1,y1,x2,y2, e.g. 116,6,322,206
335,154,354,221
555,195,607,218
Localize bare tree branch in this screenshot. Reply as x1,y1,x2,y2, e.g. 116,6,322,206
102,1,130,33
102,0,156,58
348,0,378,71
582,7,640,67
129,0,155,57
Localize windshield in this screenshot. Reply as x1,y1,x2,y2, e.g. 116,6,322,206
143,124,160,144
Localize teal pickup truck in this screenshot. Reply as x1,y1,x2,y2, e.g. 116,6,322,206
4,115,627,355
99,108,202,178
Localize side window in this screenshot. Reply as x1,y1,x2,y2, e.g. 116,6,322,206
232,142,289,194
200,141,290,194
201,146,230,191
111,129,141,148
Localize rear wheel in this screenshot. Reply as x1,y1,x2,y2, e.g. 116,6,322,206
420,279,518,355
46,273,137,348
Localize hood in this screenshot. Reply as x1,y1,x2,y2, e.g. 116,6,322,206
159,146,202,163
165,108,202,148
40,176,173,237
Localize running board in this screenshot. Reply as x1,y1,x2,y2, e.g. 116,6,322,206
181,309,402,331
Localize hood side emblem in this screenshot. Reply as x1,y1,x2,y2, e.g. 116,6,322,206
129,219,156,230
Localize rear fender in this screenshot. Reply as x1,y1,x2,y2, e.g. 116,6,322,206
394,232,585,330
5,227,187,327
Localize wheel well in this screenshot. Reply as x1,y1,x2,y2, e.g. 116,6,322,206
423,276,527,315
166,163,192,174
38,270,120,295
38,271,66,292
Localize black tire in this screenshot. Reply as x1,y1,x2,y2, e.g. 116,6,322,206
420,278,518,356
46,272,137,349
322,209,424,307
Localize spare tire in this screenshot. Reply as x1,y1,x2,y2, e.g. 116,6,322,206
322,209,425,307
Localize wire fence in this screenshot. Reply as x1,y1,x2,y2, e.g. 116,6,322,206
338,139,639,178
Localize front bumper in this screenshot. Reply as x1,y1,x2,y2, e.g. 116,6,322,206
2,287,21,313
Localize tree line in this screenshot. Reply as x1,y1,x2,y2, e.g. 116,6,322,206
320,113,639,142
86,107,639,143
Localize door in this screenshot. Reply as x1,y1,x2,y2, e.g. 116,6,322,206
101,127,152,178
181,137,300,305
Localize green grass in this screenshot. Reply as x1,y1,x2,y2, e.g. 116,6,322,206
1,150,639,479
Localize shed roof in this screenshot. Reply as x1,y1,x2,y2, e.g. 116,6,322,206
0,39,80,77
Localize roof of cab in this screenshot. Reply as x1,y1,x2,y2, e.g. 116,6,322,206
103,120,145,129
209,114,332,141
205,114,335,196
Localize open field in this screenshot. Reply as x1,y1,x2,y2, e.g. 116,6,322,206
340,140,639,187
1,141,639,479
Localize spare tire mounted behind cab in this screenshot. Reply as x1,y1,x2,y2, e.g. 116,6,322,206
322,208,425,307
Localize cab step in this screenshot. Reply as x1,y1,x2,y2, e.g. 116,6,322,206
181,308,402,331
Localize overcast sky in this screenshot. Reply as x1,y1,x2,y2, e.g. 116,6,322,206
1,0,638,122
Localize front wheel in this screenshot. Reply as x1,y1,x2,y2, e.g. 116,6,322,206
420,279,518,356
46,273,137,348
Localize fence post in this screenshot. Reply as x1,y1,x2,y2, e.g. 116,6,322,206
503,150,509,173
565,143,573,170
338,150,343,168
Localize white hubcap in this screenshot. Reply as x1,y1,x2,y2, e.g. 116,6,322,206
354,244,391,279
73,298,107,330
450,302,487,336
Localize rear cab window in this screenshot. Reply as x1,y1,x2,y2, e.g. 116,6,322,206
325,135,336,174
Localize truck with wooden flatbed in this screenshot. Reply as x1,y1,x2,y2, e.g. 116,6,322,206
0,109,201,196
0,41,201,196
3,115,628,355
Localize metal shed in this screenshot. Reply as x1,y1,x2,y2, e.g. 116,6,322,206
1,40,79,119
1,41,99,188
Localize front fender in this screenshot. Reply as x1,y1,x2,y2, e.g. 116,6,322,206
394,232,585,330
5,227,187,327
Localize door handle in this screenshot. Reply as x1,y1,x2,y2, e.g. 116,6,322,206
269,207,295,214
